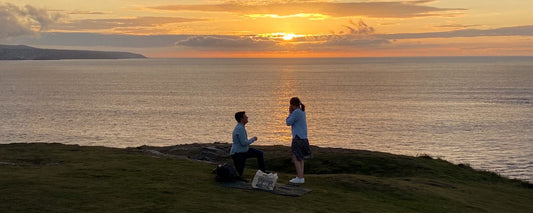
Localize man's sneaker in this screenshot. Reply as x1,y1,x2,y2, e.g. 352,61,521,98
289,177,305,184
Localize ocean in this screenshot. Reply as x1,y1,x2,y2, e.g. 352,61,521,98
1,57,532,182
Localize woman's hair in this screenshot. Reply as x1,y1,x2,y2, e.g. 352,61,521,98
290,97,305,112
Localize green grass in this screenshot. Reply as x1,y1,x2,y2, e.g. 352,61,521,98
0,143,531,212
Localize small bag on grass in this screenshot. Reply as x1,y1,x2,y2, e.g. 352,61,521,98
251,170,278,191
213,163,239,182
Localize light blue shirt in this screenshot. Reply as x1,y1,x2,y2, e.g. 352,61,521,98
231,123,256,155
286,108,308,139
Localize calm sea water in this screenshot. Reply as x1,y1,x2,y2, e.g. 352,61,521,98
1,57,532,182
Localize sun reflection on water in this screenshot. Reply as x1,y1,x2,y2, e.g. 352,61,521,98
263,65,299,145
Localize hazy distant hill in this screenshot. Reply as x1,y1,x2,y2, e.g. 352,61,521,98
0,45,146,60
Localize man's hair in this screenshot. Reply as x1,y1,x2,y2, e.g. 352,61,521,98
235,111,246,122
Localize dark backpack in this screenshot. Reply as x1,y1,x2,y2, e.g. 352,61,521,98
213,163,238,182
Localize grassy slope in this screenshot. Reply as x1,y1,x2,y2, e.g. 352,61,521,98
0,143,531,213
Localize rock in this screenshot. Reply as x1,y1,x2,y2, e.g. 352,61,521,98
193,146,229,162
136,143,232,164
0,162,17,166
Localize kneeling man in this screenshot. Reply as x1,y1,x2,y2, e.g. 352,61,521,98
231,111,266,177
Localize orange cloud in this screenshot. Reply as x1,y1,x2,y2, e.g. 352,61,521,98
65,10,110,15
149,1,466,18
381,25,533,39
56,16,206,34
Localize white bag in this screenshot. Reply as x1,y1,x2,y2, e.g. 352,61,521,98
251,170,278,191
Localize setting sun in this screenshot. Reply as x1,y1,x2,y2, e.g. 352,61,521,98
283,33,295,40
256,32,305,41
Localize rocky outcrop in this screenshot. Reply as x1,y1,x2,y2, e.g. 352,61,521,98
136,142,232,164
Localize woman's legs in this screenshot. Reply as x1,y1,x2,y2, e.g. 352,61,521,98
299,160,304,178
292,154,304,178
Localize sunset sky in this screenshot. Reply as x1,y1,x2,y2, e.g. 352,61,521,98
1,0,532,57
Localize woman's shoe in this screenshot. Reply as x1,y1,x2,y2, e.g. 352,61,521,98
289,177,305,184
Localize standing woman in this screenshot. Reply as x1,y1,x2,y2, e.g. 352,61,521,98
286,97,312,184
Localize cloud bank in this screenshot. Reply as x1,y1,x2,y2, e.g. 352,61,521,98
0,2,62,39
175,36,277,49
7,24,533,54
171,24,533,54
382,25,533,40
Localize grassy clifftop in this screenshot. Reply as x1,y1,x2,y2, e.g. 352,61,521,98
0,143,531,212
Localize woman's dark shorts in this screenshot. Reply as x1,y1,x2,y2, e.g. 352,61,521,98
291,136,312,161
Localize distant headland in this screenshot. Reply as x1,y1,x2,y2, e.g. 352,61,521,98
0,44,146,60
